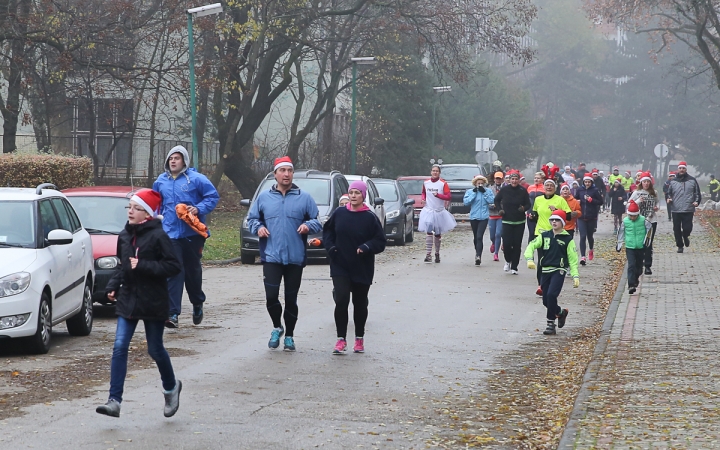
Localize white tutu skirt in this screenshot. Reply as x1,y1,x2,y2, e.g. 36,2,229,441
418,208,457,234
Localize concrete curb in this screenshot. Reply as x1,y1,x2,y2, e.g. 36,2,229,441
557,261,628,449
203,256,243,265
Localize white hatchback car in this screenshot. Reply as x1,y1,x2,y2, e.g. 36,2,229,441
0,184,95,354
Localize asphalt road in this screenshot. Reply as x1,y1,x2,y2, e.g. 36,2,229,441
0,223,601,449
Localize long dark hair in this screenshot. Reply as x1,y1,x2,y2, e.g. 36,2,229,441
641,180,657,197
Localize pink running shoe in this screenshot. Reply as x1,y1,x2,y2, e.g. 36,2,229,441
493,254,499,262
333,338,347,354
490,243,495,254
353,337,364,353
588,250,594,261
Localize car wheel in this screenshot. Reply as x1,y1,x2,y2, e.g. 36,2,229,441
406,220,414,243
25,293,52,354
66,280,93,336
240,250,255,265
395,220,407,246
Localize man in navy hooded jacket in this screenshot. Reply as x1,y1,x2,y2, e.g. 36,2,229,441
153,145,219,328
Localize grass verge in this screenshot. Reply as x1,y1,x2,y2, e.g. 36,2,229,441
203,210,246,261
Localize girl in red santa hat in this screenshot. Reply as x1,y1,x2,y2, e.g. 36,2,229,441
629,172,659,274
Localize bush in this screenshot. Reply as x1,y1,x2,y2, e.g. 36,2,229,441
0,154,93,189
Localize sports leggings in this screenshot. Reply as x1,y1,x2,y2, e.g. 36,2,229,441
576,218,597,257
332,277,370,338
263,263,304,336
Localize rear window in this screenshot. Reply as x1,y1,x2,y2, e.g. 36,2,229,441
257,178,331,206
441,166,482,181
398,179,423,195
375,183,399,202
66,196,129,234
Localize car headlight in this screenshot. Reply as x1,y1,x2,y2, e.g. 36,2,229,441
319,215,330,225
386,210,400,220
96,256,120,269
0,272,31,298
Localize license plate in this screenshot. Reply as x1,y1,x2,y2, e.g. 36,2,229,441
450,202,464,207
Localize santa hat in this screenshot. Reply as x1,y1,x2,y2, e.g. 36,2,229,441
669,171,676,176
131,189,163,220
639,172,652,182
549,210,567,226
635,170,643,176
543,179,556,186
339,194,350,202
508,170,520,178
560,183,571,192
613,166,619,171
273,156,294,172
677,161,687,169
627,200,640,216
583,174,594,181
625,171,632,175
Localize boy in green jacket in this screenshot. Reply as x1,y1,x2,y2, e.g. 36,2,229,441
524,210,580,335
616,200,652,294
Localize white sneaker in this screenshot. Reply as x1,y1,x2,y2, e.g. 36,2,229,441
511,269,518,275
503,262,510,272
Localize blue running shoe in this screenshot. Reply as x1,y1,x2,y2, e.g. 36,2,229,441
283,336,296,352
268,327,284,349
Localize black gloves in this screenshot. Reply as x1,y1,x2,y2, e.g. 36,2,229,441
478,186,486,193
473,187,479,192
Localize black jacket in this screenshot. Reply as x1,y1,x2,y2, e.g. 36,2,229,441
494,184,531,223
610,185,627,216
575,185,604,221
106,219,182,321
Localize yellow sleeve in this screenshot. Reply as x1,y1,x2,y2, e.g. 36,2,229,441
567,238,579,278
524,234,542,260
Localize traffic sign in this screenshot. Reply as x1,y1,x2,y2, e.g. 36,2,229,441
475,138,498,152
654,144,669,159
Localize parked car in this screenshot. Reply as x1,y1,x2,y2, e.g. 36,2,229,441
0,184,95,354
240,170,349,264
437,164,488,214
372,179,414,245
343,175,386,228
63,186,135,305
397,176,429,229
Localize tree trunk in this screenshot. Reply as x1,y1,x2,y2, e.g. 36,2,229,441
320,112,334,171
1,1,28,153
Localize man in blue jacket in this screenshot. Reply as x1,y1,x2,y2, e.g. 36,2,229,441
246,156,322,352
153,145,219,328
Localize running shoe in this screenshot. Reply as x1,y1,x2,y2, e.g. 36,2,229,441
435,253,440,263
511,270,518,275
543,321,556,335
503,262,510,272
283,336,296,352
192,305,203,325
96,399,121,418
629,287,637,294
684,236,690,247
475,256,481,266
353,337,364,353
677,247,683,253
580,257,586,266
557,309,569,328
644,267,652,275
588,250,594,261
424,254,432,263
268,327,284,349
536,286,543,296
165,314,178,329
493,254,499,262
333,338,347,354
490,243,495,254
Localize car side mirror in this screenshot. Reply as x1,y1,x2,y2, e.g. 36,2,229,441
405,199,415,206
374,198,384,206
47,229,73,245
240,199,251,208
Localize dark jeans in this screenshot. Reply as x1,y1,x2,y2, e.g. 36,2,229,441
470,219,489,257
672,212,694,248
626,248,644,288
332,277,370,338
263,263,304,336
526,219,537,244
666,201,672,221
109,317,175,403
168,235,206,316
644,222,657,268
577,219,597,257
502,223,525,271
540,271,565,321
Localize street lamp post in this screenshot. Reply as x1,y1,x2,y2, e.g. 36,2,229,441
187,3,223,169
350,56,376,174
431,86,451,153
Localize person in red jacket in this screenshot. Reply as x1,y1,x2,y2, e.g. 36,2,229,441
418,164,456,262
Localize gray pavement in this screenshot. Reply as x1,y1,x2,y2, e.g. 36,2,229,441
562,215,720,448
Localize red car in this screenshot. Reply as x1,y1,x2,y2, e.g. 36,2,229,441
397,175,450,229
63,186,137,304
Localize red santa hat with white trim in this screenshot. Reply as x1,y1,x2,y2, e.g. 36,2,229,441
677,161,687,169
627,200,640,216
273,156,294,172
639,171,652,182
131,189,163,220
583,173,594,181
549,209,567,226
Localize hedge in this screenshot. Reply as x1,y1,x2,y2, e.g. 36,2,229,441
0,153,93,189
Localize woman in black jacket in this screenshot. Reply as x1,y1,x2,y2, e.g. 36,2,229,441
96,189,182,419
575,175,604,265
323,180,386,355
609,179,627,234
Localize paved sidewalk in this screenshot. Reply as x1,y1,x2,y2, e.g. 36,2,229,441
561,217,720,448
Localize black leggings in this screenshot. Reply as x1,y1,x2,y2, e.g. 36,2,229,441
263,263,304,336
332,277,370,338
502,223,525,271
577,218,597,257
470,219,489,257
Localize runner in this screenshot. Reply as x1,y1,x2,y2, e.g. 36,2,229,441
609,178,627,234
96,189,183,418
526,172,545,243
487,172,505,261
616,200,652,294
574,162,588,180
524,210,580,335
667,161,701,253
246,156,323,351
519,174,529,189
323,180,386,355
418,164,456,263
662,172,675,221
561,166,575,184
622,170,634,191
559,183,582,239
463,174,495,265
339,194,350,207
493,170,531,274
575,173,604,265
592,170,607,213
608,167,623,186
709,175,720,202
629,172,659,274
531,176,571,295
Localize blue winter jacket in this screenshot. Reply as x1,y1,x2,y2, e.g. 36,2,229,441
246,184,322,266
153,168,219,239
463,187,495,220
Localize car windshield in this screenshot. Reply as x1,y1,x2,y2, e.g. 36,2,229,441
0,201,36,247
398,179,423,195
258,178,331,206
66,196,129,234
441,166,482,181
375,183,399,202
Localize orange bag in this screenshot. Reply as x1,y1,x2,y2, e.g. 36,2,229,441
175,203,209,238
